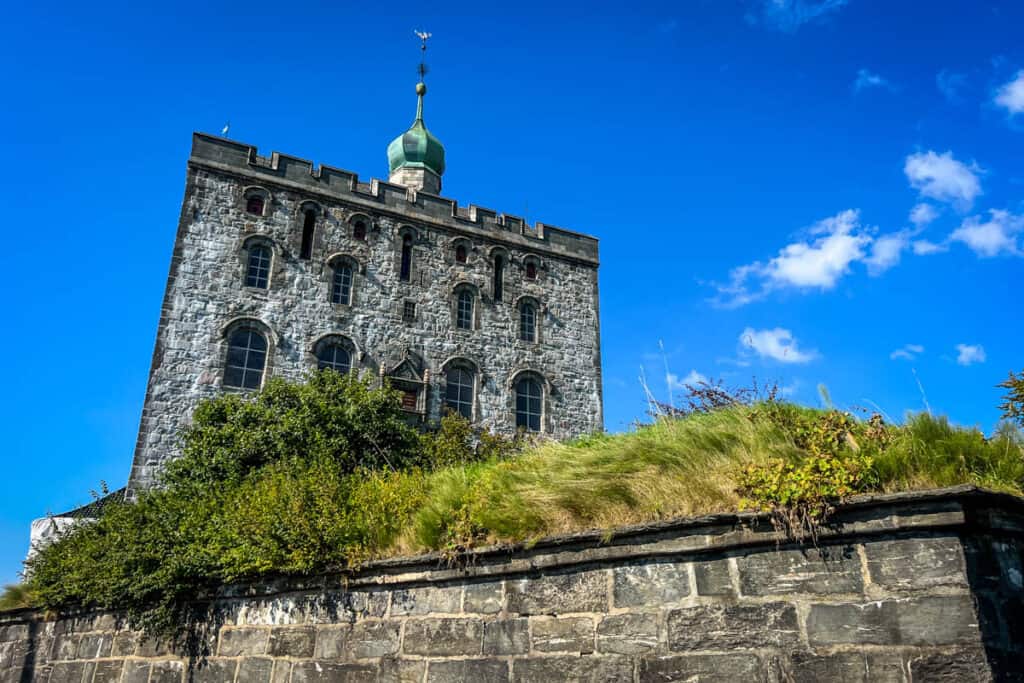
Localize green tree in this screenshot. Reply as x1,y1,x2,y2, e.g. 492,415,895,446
998,370,1024,427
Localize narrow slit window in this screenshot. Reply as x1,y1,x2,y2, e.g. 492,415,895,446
353,220,367,241
455,244,468,263
525,260,537,280
493,255,504,302
520,302,536,343
400,234,413,282
246,195,265,215
300,210,316,259
245,245,271,289
331,262,353,305
224,329,267,389
456,289,474,330
515,378,542,432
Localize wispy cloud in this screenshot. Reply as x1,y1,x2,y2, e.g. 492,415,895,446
911,239,948,256
853,69,894,94
995,70,1024,115
668,370,707,391
745,0,849,33
740,327,817,364
950,209,1024,257
909,203,939,227
956,344,986,366
936,70,967,103
890,344,924,361
904,150,983,210
712,210,913,306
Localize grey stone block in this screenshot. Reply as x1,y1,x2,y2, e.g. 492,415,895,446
402,618,483,656
463,581,503,614
191,658,239,683
93,660,125,683
52,633,79,660
597,612,660,654
640,654,763,682
738,546,863,596
238,658,274,683
511,655,633,682
268,626,315,658
47,661,87,683
110,632,138,656
0,624,29,642
694,558,734,596
271,661,292,683
379,657,426,683
613,561,690,607
150,660,184,683
348,621,400,659
427,659,509,683
219,627,270,657
77,633,112,659
314,625,349,659
864,536,967,590
482,618,529,655
390,585,461,616
291,662,377,683
122,660,151,683
788,652,906,682
667,602,799,650
507,569,607,615
806,595,980,646
908,649,993,682
532,616,595,653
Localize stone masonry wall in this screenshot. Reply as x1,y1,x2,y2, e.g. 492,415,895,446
128,134,603,493
3,487,1023,682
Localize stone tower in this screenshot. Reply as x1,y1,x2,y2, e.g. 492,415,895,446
125,69,602,496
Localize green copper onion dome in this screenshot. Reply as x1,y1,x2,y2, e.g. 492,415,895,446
387,82,446,177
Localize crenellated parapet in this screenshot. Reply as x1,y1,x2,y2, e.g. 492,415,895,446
189,133,599,266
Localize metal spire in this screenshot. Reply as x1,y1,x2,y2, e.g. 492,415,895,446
413,30,432,121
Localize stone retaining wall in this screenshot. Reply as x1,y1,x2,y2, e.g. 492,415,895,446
2,486,1023,682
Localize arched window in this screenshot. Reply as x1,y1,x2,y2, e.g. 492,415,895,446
519,301,537,343
331,261,353,305
515,377,542,432
246,244,271,289
525,260,538,280
245,194,265,215
455,244,468,263
317,343,351,375
400,234,413,282
445,366,474,419
456,289,474,330
224,328,268,389
493,254,505,302
300,209,316,260
353,219,367,241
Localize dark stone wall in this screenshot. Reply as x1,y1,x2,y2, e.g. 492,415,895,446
2,487,1022,682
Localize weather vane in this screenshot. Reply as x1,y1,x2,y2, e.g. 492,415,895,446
414,29,431,82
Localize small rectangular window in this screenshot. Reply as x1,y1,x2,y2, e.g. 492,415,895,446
402,301,416,323
401,389,418,410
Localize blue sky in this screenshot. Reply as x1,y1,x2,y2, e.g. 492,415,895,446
1,0,1022,584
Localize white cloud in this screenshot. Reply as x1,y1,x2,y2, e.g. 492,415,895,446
668,370,708,392
746,0,848,32
714,210,882,306
911,239,948,255
864,232,910,275
904,150,982,209
995,70,1024,115
909,203,939,227
854,69,894,93
950,209,1024,257
740,327,817,364
956,344,986,366
936,70,967,103
890,344,924,361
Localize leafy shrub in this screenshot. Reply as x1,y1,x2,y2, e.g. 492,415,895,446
0,584,35,611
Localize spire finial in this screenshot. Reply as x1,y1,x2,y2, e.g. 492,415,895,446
412,30,431,121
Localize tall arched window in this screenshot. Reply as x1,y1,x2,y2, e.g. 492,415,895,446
519,302,537,343
331,261,353,305
445,366,474,419
456,289,474,330
493,254,505,302
224,328,268,389
515,377,542,432
246,244,271,289
300,209,316,260
317,343,351,374
353,219,367,241
245,195,265,215
400,234,413,282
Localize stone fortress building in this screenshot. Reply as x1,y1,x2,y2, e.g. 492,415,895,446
125,67,603,494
